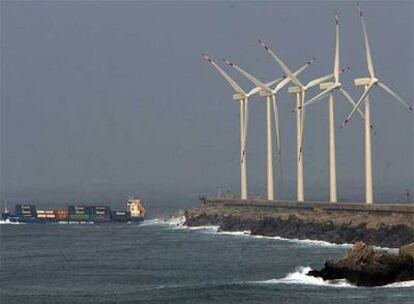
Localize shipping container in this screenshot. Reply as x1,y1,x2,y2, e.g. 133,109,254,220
91,214,111,223
110,211,131,222
15,204,37,217
54,208,69,220
68,213,90,221
68,206,86,215
37,210,54,216
88,206,111,215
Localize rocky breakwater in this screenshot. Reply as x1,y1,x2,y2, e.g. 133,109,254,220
308,242,414,286
184,199,414,248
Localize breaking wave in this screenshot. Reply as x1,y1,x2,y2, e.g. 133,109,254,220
213,230,397,251
139,216,186,227
216,230,352,248
380,280,414,288
248,266,414,288
249,266,353,287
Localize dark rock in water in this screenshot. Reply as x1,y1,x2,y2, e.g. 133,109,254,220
400,243,414,258
308,242,414,286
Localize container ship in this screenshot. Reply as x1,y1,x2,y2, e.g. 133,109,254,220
1,197,145,224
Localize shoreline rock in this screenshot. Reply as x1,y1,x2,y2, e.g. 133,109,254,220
307,242,414,286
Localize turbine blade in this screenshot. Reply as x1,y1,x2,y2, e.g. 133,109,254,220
357,3,375,77
223,58,272,93
377,81,413,111
248,77,284,97
272,94,285,199
202,53,246,95
258,39,304,88
272,95,281,153
334,12,340,83
303,85,336,108
266,77,284,88
338,87,366,120
339,87,376,132
340,82,375,128
305,73,334,89
274,58,315,92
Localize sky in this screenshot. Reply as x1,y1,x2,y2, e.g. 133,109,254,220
1,1,413,207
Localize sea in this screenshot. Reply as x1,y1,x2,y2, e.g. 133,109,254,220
1,214,414,303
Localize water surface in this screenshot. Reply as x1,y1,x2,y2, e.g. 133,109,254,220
1,219,413,303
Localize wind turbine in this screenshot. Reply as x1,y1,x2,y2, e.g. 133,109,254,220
202,53,282,200
339,3,413,205
299,13,367,203
258,40,336,202
222,57,314,200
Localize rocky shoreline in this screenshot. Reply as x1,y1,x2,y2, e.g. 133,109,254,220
184,199,414,248
308,242,414,286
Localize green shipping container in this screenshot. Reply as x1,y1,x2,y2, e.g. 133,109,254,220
68,214,90,221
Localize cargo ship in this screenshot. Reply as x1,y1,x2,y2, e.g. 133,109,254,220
1,197,145,224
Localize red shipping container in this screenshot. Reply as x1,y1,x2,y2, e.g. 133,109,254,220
54,208,69,220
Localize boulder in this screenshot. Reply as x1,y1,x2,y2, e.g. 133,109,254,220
308,242,414,286
399,243,414,258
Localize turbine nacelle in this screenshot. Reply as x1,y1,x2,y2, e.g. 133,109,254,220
288,86,302,94
354,77,377,87
233,93,245,100
319,82,339,90
259,91,274,97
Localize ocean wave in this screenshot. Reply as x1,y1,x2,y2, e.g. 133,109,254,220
138,219,164,226
248,266,414,288
249,266,353,287
0,220,25,225
219,230,251,236
214,230,398,251
188,225,220,231
380,280,414,288
215,230,352,248
139,216,187,227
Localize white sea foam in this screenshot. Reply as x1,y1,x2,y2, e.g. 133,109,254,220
249,266,353,288
381,280,414,288
138,216,187,227
249,266,414,289
219,230,251,236
213,230,400,251
0,220,24,225
166,215,187,227
139,219,164,226
215,230,353,248
188,225,220,231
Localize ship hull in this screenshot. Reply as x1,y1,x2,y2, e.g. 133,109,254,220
129,216,144,223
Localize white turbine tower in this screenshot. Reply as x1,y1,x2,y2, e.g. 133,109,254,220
258,40,336,202
202,53,282,200
300,13,368,203
339,4,413,205
222,58,314,200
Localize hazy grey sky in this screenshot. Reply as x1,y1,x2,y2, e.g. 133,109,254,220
1,1,413,205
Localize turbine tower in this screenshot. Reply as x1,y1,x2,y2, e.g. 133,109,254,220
258,40,335,202
202,53,282,200
339,4,413,204
300,13,367,203
223,58,314,200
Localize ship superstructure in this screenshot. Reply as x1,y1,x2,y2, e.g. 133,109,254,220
127,197,146,223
